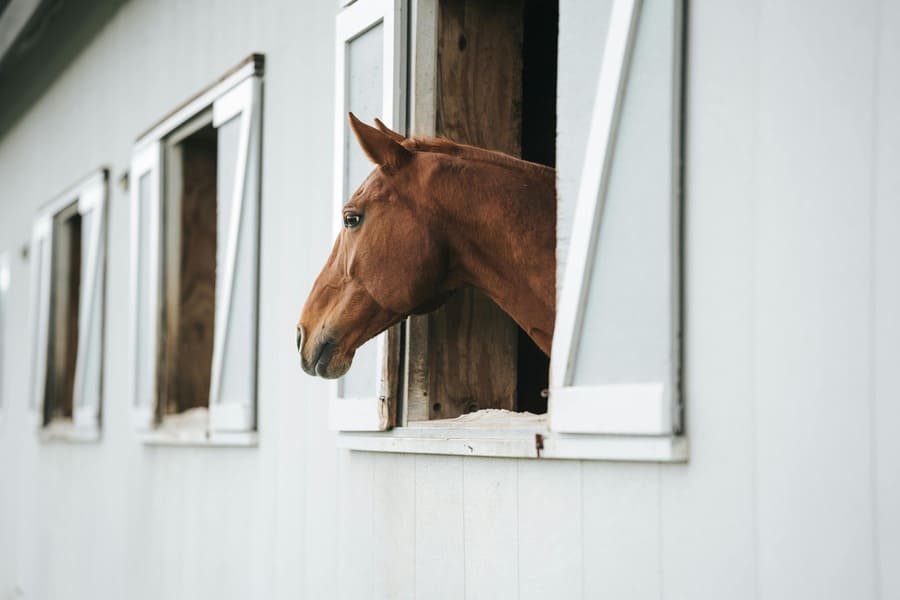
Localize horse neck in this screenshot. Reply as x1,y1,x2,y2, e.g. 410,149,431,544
430,156,557,352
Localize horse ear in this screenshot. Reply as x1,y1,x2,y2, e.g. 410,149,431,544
348,112,411,170
373,118,406,143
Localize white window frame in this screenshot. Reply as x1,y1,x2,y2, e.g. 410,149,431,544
336,0,686,461
129,55,263,446
330,0,407,432
27,170,108,443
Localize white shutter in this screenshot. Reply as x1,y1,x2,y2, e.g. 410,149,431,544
28,215,52,424
130,143,163,430
330,0,407,431
208,75,262,432
72,172,107,433
549,0,683,435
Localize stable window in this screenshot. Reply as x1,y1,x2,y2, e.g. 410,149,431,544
27,171,107,441
130,55,263,444
333,0,685,460
329,0,556,432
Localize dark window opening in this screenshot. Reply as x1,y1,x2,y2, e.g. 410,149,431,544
160,123,217,418
44,204,81,425
406,0,558,422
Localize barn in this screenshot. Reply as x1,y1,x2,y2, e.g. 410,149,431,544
0,0,897,598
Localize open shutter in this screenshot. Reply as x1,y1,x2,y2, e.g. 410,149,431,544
130,143,163,430
549,0,683,435
28,215,52,423
330,0,407,431
207,75,262,432
72,172,107,433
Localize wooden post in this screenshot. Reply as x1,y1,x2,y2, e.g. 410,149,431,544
411,0,525,420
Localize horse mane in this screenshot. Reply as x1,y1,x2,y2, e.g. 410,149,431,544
401,136,555,177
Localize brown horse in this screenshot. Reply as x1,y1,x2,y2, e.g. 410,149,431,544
297,113,556,379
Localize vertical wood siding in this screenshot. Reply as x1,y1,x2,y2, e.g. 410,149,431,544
0,0,898,598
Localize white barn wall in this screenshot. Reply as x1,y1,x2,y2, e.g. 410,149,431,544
0,0,898,599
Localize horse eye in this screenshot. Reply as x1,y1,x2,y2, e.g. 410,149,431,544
343,214,362,229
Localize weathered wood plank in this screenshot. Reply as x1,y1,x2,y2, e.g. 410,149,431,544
420,0,525,420
162,126,217,415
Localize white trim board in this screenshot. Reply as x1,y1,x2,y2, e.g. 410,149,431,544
134,54,263,150
338,409,686,461
330,0,407,432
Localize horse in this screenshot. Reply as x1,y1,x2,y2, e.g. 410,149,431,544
297,113,556,379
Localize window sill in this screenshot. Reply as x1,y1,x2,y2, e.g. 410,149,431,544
39,421,100,443
139,430,258,447
337,409,688,462
138,407,257,447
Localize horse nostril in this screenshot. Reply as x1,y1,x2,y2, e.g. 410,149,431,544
296,326,304,354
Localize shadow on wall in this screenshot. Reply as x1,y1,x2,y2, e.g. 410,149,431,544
0,0,129,138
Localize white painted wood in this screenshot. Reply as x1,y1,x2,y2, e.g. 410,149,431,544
2,1,900,599
414,456,465,600
548,0,683,442
338,409,687,461
754,1,878,597
874,2,900,597
72,173,107,434
27,216,51,422
371,454,415,600
517,460,582,600
462,458,518,600
550,0,639,389
133,56,261,150
550,383,672,434
329,395,389,431
129,142,162,431
658,0,759,596
208,75,262,433
337,451,376,600
331,0,407,431
583,462,660,599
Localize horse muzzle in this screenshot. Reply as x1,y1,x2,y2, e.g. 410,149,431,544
298,329,348,379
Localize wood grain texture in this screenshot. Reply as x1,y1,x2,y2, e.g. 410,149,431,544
423,0,524,420
162,127,217,415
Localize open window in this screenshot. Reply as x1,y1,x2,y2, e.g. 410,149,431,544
129,55,263,443
330,0,559,431
27,171,107,441
335,0,685,460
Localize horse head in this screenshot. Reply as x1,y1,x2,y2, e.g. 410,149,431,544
296,114,453,379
